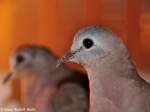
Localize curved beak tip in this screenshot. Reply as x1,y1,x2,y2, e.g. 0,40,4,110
56,51,75,68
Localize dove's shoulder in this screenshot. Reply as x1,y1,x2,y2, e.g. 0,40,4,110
125,56,150,87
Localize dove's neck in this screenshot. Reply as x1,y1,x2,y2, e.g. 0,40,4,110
20,64,71,109
21,75,57,109
85,55,144,112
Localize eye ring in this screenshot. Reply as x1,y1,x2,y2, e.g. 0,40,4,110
83,38,94,49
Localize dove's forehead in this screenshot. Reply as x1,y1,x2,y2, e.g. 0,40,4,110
15,45,47,53
13,45,53,57
14,46,36,56
73,26,117,46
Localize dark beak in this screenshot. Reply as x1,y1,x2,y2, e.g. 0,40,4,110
56,51,75,68
3,72,13,84
56,47,82,68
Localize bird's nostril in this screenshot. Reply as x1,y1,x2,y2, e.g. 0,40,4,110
16,54,24,64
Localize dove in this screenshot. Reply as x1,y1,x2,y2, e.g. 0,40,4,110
3,45,89,112
0,73,21,109
58,26,150,112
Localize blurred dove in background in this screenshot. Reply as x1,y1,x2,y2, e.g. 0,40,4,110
0,73,21,111
3,45,89,112
58,26,150,112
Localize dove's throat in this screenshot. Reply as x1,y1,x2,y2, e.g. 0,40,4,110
85,56,147,112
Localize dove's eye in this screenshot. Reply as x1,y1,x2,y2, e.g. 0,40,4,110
83,38,94,49
16,54,25,64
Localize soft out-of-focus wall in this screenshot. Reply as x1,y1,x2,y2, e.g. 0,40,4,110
0,0,150,105
0,0,15,70
0,0,149,73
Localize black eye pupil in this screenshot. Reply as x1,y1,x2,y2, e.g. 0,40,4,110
83,38,93,49
16,55,24,64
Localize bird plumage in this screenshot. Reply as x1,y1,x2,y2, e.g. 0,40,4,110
4,45,89,112
59,26,150,112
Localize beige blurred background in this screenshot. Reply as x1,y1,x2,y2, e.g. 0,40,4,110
0,0,149,105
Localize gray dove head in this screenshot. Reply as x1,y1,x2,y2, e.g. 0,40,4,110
58,26,128,68
3,45,56,84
